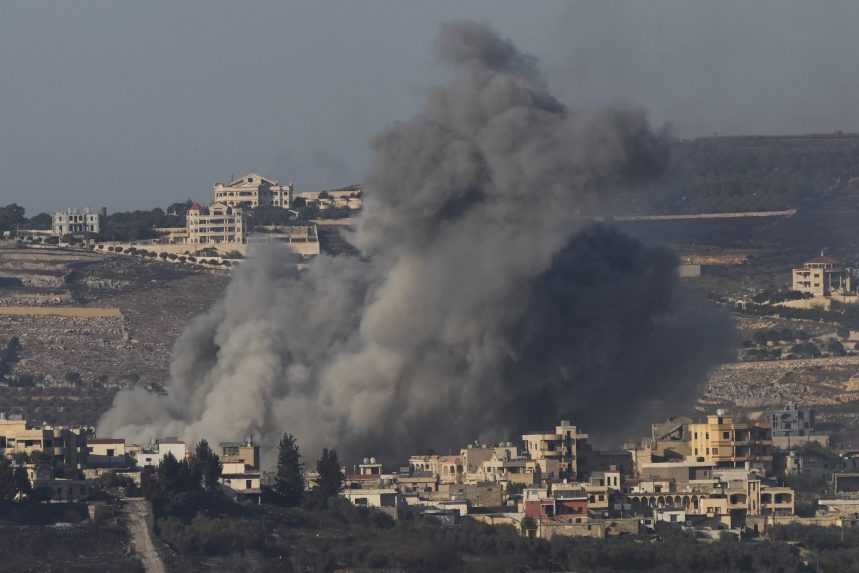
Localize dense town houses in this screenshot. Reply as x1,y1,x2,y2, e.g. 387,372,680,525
5,405,859,539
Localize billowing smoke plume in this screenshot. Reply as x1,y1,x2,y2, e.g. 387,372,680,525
98,21,733,462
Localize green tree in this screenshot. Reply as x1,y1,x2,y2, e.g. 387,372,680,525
274,433,304,507
316,448,343,504
158,452,183,493
192,439,222,491
0,457,16,502
13,467,31,499
27,213,52,229
0,204,26,232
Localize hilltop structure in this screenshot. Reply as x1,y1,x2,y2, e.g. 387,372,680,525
792,255,852,296
213,173,292,209
52,208,105,237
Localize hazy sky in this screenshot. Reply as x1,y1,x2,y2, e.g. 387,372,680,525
3,1,859,214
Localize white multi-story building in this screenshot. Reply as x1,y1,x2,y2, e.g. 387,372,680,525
213,173,291,209
186,202,247,247
52,208,105,236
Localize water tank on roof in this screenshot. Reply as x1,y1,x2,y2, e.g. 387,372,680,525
370,457,376,464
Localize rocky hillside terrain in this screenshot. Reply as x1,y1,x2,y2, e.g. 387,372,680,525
0,246,228,426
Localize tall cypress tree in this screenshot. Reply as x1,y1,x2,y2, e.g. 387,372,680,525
274,433,304,507
0,458,16,502
316,448,343,505
193,439,222,491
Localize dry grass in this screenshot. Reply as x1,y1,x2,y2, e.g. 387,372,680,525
0,306,122,317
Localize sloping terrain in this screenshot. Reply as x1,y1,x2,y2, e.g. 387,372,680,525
0,248,227,425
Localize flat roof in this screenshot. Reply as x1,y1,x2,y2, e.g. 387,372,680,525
88,439,125,444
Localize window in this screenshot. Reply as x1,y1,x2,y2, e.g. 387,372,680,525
107,449,115,457
723,432,730,439
705,433,709,440
246,480,252,489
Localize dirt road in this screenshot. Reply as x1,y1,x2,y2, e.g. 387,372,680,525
122,497,166,573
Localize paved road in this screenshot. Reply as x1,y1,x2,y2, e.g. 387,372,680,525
122,498,167,573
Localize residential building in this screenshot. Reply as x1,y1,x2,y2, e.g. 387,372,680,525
688,411,773,471
341,488,405,520
0,414,89,475
217,437,262,501
770,403,829,449
213,173,291,209
52,208,105,237
186,202,247,247
220,440,260,470
626,473,795,520
792,255,853,297
221,460,262,501
295,184,362,211
87,438,126,458
157,438,187,462
522,420,589,481
409,453,440,476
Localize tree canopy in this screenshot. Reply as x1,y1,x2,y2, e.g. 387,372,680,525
274,433,304,507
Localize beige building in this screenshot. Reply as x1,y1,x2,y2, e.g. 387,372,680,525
627,473,794,520
220,440,260,470
522,420,589,481
341,488,404,520
221,461,262,492
295,184,362,211
214,173,291,209
0,415,89,475
186,202,247,248
688,411,773,471
792,255,852,296
87,438,126,458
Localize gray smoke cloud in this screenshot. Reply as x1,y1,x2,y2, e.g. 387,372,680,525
98,20,733,463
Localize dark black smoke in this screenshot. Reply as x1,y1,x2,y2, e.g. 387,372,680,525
99,20,733,463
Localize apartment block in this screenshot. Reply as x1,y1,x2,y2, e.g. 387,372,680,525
52,208,105,237
792,255,852,296
522,420,589,481
0,414,89,476
186,202,247,247
688,411,773,471
213,173,291,209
